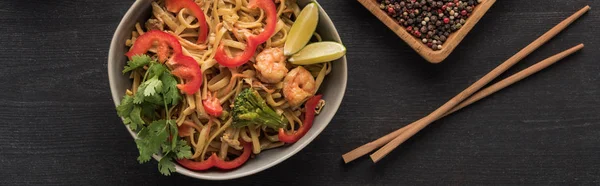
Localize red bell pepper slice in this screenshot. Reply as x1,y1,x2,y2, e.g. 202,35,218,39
167,53,203,95
165,0,209,44
214,0,278,68
278,95,322,143
125,30,182,62
177,153,217,171
203,92,223,117
213,142,252,170
177,142,252,171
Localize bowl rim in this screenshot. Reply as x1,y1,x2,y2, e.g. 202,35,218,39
108,0,347,180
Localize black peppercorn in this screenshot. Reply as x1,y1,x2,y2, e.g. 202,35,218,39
439,35,446,42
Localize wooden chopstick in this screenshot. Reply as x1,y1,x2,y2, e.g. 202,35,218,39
369,6,590,163
370,46,584,163
342,5,590,164
342,44,583,163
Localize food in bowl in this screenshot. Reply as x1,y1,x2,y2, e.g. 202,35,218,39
114,0,345,175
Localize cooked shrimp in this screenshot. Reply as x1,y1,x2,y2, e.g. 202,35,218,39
283,66,315,107
254,48,288,83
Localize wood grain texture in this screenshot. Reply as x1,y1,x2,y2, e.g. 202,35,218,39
0,0,599,185
356,0,495,63
370,6,590,162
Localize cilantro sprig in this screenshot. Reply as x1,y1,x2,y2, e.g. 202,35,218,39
116,55,190,175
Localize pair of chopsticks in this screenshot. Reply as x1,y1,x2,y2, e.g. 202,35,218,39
343,5,590,164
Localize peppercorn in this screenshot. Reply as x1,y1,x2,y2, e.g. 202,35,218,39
379,0,480,50
427,24,435,31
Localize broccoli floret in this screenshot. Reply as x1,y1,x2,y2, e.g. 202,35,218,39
232,88,285,129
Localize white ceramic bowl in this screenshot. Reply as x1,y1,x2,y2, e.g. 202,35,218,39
108,0,347,180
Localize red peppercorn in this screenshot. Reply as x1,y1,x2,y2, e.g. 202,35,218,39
448,2,454,7
414,30,421,37
461,10,467,16
387,7,395,14
427,42,433,48
407,26,413,31
443,17,450,24
437,9,443,14
442,5,447,10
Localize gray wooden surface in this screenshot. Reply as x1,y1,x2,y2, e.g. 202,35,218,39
0,0,599,185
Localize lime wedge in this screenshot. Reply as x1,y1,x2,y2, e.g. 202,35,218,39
284,2,319,56
288,41,346,65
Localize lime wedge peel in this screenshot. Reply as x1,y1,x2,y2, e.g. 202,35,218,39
284,2,319,56
288,41,346,65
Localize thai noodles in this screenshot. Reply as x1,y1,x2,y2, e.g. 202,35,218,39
117,0,333,175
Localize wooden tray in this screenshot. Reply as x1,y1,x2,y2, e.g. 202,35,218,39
357,0,496,63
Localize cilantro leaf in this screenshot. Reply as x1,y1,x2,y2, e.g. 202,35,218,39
144,93,163,106
158,153,176,176
137,127,149,139
174,140,192,159
133,76,163,104
128,106,145,130
122,117,133,127
147,62,168,79
140,102,159,119
116,95,134,117
135,120,169,163
160,72,182,106
133,83,147,104
117,95,142,131
123,55,152,74
161,143,171,154
143,77,163,97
